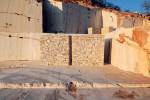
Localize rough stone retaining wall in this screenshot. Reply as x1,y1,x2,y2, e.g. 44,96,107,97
0,33,104,66
41,34,104,66
72,35,104,66
41,35,69,66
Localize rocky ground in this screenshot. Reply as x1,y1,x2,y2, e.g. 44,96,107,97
0,61,150,100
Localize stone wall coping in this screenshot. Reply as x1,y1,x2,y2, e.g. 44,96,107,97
0,32,104,36
41,33,104,37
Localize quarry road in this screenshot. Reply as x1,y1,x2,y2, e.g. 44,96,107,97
0,63,150,84
0,61,149,100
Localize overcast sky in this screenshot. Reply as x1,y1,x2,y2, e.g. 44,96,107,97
107,0,145,13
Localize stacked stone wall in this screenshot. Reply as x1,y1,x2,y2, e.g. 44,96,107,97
40,34,104,66
41,35,69,66
72,35,104,66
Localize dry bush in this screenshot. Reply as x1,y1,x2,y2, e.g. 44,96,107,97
113,90,139,99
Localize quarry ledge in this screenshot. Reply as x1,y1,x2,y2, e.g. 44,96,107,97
0,32,104,36
0,83,150,89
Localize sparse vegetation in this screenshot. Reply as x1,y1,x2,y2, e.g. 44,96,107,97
113,90,139,99
36,0,43,3
142,0,150,14
92,0,121,11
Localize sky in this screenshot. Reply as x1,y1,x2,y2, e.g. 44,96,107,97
107,0,145,13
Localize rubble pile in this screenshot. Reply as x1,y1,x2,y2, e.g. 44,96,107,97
56,0,92,6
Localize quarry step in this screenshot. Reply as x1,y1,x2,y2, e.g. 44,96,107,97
0,83,150,89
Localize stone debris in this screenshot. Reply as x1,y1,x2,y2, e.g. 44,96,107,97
63,0,92,6
36,0,43,3
66,81,77,98
0,82,150,89
113,90,139,99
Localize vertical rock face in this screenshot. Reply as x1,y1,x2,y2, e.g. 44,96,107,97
43,0,64,33
63,3,89,33
64,3,103,34
101,10,118,33
102,10,118,29
0,33,41,61
143,19,150,28
120,17,143,28
132,28,149,47
43,0,103,34
132,28,150,74
111,39,150,77
0,0,42,33
110,28,150,77
117,13,150,29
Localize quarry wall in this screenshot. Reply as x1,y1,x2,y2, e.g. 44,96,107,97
102,10,117,29
0,33,41,61
41,34,104,66
43,0,103,34
43,0,64,33
63,3,103,34
118,16,143,28
117,12,150,29
101,10,118,34
109,28,150,77
0,0,149,77
111,39,149,77
0,0,42,33
143,19,150,28
0,33,104,66
63,3,90,33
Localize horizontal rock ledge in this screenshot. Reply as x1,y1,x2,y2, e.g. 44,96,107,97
0,83,149,89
